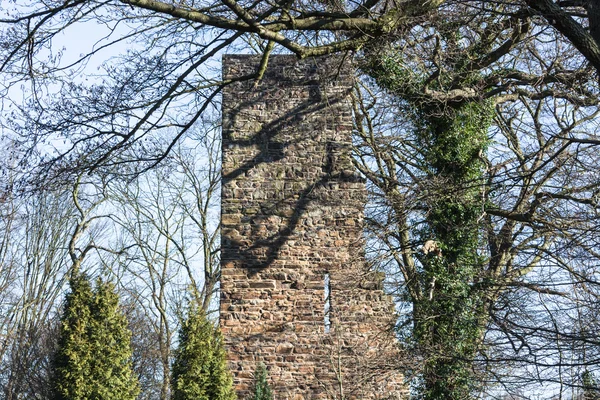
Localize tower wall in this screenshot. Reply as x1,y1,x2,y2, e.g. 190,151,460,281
220,55,405,399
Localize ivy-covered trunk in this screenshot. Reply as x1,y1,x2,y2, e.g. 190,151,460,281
413,103,491,399
361,51,494,397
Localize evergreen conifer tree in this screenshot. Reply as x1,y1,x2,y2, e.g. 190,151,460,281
583,370,600,400
52,275,139,400
171,302,236,400
250,363,273,400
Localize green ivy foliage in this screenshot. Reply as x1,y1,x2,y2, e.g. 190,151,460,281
250,363,273,400
51,275,139,400
171,302,236,400
364,50,493,399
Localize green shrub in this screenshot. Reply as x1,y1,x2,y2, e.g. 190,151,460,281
250,363,273,400
171,302,236,400
583,370,600,400
51,275,139,400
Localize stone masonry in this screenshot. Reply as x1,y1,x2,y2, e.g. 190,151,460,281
220,55,406,399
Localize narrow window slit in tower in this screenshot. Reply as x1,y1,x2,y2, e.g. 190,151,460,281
324,272,331,333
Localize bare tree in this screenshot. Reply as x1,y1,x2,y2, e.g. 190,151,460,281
106,130,221,399
0,170,130,400
0,189,73,399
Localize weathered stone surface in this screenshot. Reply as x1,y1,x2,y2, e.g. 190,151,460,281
220,55,406,399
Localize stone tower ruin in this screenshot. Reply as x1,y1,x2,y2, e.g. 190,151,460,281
220,55,405,399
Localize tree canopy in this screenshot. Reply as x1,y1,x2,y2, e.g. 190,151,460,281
1,0,599,186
